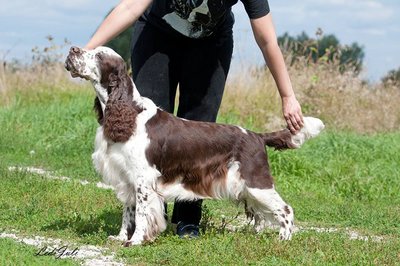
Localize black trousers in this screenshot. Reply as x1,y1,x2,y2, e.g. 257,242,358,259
130,20,234,225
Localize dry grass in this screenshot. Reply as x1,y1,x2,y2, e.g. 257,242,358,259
0,63,6,101
0,37,85,105
289,56,400,133
221,67,284,131
0,62,88,106
222,56,400,134
1,51,399,134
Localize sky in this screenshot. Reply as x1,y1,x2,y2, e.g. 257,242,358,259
1,0,399,81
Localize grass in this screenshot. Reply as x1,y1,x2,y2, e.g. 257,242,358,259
1,76,400,265
117,232,399,265
1,47,399,264
0,85,97,180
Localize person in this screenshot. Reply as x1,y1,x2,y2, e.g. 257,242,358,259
85,0,304,238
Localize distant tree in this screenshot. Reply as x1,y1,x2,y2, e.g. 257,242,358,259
382,67,400,87
278,29,365,74
339,43,365,73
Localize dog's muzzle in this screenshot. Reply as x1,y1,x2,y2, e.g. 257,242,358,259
65,46,83,78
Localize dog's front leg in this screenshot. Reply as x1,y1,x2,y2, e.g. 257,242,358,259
124,182,166,246
108,204,136,242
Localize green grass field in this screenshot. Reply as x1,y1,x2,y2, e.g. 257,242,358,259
1,86,399,265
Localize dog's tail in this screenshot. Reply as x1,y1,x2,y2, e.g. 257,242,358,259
260,117,325,150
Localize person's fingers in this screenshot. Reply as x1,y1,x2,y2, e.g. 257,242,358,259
294,112,304,128
286,118,296,134
286,112,304,134
282,96,304,134
289,115,300,131
297,106,304,125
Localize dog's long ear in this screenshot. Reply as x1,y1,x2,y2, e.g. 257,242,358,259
106,72,119,95
93,97,104,125
110,64,134,97
103,72,142,142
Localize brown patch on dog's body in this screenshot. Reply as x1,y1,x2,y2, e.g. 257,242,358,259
93,97,104,125
144,110,291,196
260,129,297,150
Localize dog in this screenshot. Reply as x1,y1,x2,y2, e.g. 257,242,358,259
65,46,324,246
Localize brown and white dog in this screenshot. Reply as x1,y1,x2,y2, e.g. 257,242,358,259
65,46,324,246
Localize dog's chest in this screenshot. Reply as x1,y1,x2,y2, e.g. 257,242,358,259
92,126,152,185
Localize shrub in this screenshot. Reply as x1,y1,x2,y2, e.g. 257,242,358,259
382,67,400,87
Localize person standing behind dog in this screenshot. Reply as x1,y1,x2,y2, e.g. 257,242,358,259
85,0,304,238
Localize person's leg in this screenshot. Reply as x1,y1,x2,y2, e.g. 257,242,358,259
171,29,234,229
131,21,179,112
130,21,181,224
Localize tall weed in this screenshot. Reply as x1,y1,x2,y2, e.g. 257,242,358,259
0,37,81,106
221,45,400,133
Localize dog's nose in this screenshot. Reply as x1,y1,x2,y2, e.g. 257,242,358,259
70,46,82,55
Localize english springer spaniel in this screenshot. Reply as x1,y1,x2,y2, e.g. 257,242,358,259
65,46,324,246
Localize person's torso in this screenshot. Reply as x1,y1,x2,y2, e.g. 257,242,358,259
142,0,240,38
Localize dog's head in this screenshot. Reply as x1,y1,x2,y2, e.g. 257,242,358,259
65,46,125,82
65,46,129,101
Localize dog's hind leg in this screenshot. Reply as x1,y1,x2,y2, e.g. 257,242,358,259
246,187,294,240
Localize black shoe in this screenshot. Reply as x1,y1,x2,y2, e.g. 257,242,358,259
176,222,200,239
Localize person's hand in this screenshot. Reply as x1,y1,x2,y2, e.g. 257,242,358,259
282,95,304,134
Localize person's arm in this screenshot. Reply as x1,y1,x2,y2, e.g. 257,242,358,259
85,0,153,49
250,13,303,133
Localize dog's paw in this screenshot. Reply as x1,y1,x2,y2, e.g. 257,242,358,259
291,117,325,148
108,234,127,242
279,226,293,241
123,239,143,247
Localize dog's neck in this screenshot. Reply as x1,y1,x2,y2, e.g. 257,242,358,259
93,82,108,113
131,79,142,103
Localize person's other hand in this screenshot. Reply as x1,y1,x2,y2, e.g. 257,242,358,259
282,95,304,134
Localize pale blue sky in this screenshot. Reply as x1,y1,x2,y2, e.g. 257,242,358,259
1,0,399,81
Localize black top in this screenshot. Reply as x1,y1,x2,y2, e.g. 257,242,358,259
141,0,270,38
